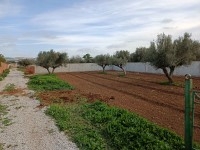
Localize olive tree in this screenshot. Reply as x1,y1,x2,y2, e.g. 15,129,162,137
148,33,199,84
172,33,199,67
130,47,148,62
36,49,68,74
149,34,174,83
112,50,130,75
18,59,35,67
69,55,84,63
95,54,111,73
0,54,6,63
83,53,93,63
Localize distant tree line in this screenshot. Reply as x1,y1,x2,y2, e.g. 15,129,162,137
1,32,199,84
93,33,200,83
35,32,200,83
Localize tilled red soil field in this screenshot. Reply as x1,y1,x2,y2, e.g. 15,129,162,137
56,71,200,142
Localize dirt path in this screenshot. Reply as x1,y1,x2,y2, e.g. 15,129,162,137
0,68,78,150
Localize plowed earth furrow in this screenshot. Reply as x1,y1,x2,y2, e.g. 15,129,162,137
83,72,183,96
57,72,200,142
74,73,184,112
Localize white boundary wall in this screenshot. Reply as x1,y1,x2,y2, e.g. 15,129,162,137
35,63,112,74
113,61,200,76
34,61,200,76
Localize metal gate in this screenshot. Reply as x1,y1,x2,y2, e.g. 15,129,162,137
184,74,200,150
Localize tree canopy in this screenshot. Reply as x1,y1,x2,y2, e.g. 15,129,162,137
69,55,84,63
36,49,68,74
148,32,200,84
0,54,6,63
83,53,93,63
18,59,35,67
95,54,111,73
112,50,130,75
129,47,148,62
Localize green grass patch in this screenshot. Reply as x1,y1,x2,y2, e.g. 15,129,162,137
0,104,12,127
1,117,12,126
0,69,10,81
0,104,7,116
46,101,195,150
3,84,15,92
27,74,74,91
46,102,107,150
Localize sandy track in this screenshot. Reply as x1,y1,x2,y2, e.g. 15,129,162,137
0,69,78,150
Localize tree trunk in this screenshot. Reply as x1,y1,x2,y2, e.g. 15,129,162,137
52,67,55,74
121,67,126,76
46,68,50,74
169,66,175,77
162,67,173,84
103,66,105,73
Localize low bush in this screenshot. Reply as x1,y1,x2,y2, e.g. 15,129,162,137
28,74,74,91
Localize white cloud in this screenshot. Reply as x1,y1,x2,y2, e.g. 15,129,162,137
30,0,200,36
0,0,21,18
1,0,200,57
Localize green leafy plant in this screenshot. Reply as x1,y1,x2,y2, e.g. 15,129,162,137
81,102,186,150
46,103,107,150
46,101,199,150
28,74,74,91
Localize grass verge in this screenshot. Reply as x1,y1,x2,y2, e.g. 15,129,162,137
46,101,108,150
46,101,198,150
0,69,10,81
27,74,74,91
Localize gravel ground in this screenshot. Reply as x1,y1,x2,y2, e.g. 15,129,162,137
0,68,78,150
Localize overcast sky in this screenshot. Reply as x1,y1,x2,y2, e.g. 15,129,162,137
0,0,200,58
